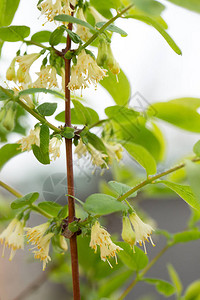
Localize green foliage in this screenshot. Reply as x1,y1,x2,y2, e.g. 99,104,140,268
108,181,137,198
105,105,139,123
171,230,200,245
49,26,66,46
167,264,183,297
32,124,50,164
31,30,52,43
144,278,176,296
0,25,30,42
0,0,20,26
62,127,75,139
83,193,127,215
11,192,39,209
186,161,200,206
166,0,200,13
19,88,64,99
133,0,165,16
184,280,200,300
37,102,57,116
38,201,62,217
193,140,200,156
0,143,21,170
54,15,96,31
96,22,128,36
0,87,14,101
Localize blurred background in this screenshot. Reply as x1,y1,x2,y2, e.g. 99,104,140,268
1,0,200,299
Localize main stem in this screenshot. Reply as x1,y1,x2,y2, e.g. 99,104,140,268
64,24,80,300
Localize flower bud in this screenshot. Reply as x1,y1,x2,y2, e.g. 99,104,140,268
106,43,120,75
89,7,107,23
97,39,108,67
121,216,135,248
0,107,6,123
2,106,16,131
59,235,68,251
6,57,16,81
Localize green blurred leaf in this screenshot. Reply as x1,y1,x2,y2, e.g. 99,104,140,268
0,143,21,170
133,0,165,16
19,88,64,99
37,102,57,116
0,0,20,26
0,25,30,42
145,278,175,296
167,264,183,297
124,142,157,176
100,69,131,106
172,230,200,245
0,87,14,101
166,0,200,13
184,280,200,300
38,201,62,217
159,180,200,212
105,105,139,123
108,181,137,198
83,193,127,215
186,161,200,207
193,141,200,157
11,192,39,209
117,242,149,271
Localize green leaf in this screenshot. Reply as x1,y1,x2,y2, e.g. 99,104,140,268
11,192,39,209
83,193,127,215
62,127,75,139
105,105,139,123
167,264,183,297
185,161,200,206
96,22,128,36
172,230,200,245
38,201,62,217
0,87,14,100
0,25,30,42
152,101,200,132
166,0,200,14
0,143,21,170
184,280,200,300
72,100,94,125
57,205,68,219
90,0,121,17
54,15,96,31
55,107,99,125
19,88,64,99
117,242,149,271
108,181,137,198
145,278,176,296
100,69,131,106
65,28,82,44
31,30,52,43
86,132,107,152
32,124,50,165
98,269,134,297
159,180,200,212
193,141,200,156
124,142,157,176
37,102,57,116
49,26,66,46
0,0,20,27
127,14,181,55
133,0,165,16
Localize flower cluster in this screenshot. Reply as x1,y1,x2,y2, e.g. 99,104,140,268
122,213,155,254
33,65,58,89
38,0,75,22
0,218,25,261
49,136,62,160
68,50,107,91
90,221,123,267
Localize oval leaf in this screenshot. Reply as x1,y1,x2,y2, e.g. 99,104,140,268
11,192,39,209
38,201,62,217
19,88,64,99
0,25,30,41
37,102,57,116
0,143,21,170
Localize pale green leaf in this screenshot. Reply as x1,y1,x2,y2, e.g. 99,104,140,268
166,0,200,13
0,143,21,170
145,278,176,296
19,88,64,99
167,264,183,297
11,192,39,209
38,201,62,217
54,15,96,31
0,25,30,42
108,181,137,198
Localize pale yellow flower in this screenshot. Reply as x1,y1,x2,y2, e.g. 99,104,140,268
74,139,88,159
59,235,68,251
16,53,40,84
121,216,136,250
25,222,50,246
6,57,16,81
68,50,107,91
18,127,40,152
38,0,74,22
129,212,155,254
33,65,58,89
0,218,25,261
76,9,93,41
89,7,108,24
90,221,123,267
104,141,123,163
49,137,62,160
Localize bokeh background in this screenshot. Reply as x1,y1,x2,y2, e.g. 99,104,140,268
1,0,200,299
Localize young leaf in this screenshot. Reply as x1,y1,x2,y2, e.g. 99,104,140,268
86,132,107,153
0,143,21,170
72,100,92,125
96,22,128,36
172,230,200,245
65,28,82,44
0,0,20,27
167,264,183,297
19,88,64,99
117,242,149,271
144,278,176,296
62,127,75,139
11,192,39,209
38,201,62,217
108,181,137,198
83,193,127,215
54,15,96,31
100,69,131,106
184,280,200,300
105,105,139,123
32,124,50,165
0,87,14,101
55,107,99,125
0,25,30,42
124,142,157,176
37,102,57,116
185,161,200,206
133,0,165,16
49,26,66,46
31,30,52,43
159,180,200,212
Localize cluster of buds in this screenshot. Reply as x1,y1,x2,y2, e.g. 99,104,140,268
122,212,155,254
97,39,120,75
90,221,123,267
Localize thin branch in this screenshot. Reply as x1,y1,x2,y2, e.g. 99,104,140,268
0,181,22,198
117,157,200,202
24,40,51,50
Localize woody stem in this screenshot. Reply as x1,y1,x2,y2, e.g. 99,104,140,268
64,23,81,300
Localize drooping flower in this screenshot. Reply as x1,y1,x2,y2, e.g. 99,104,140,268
38,0,74,22
33,65,58,89
2,105,16,131
59,235,68,251
18,127,40,152
97,39,120,75
49,136,62,161
76,9,93,41
74,139,88,159
25,222,50,246
0,218,25,261
68,50,107,91
6,57,16,81
89,6,108,24
104,141,123,164
90,221,123,267
129,212,155,254
16,53,40,84
121,216,136,251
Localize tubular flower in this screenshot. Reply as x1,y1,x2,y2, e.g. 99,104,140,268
104,141,123,164
90,221,123,268
121,216,136,251
68,50,107,91
32,232,54,271
129,212,155,254
76,9,92,41
18,127,40,152
59,235,68,251
33,65,58,89
6,57,16,81
25,222,50,246
74,139,88,159
38,0,74,22
89,6,108,23
49,137,62,161
0,218,25,261
16,53,40,83
88,144,108,169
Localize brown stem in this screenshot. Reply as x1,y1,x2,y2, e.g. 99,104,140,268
64,21,80,300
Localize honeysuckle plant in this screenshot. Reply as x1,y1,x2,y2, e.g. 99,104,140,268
1,0,200,299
